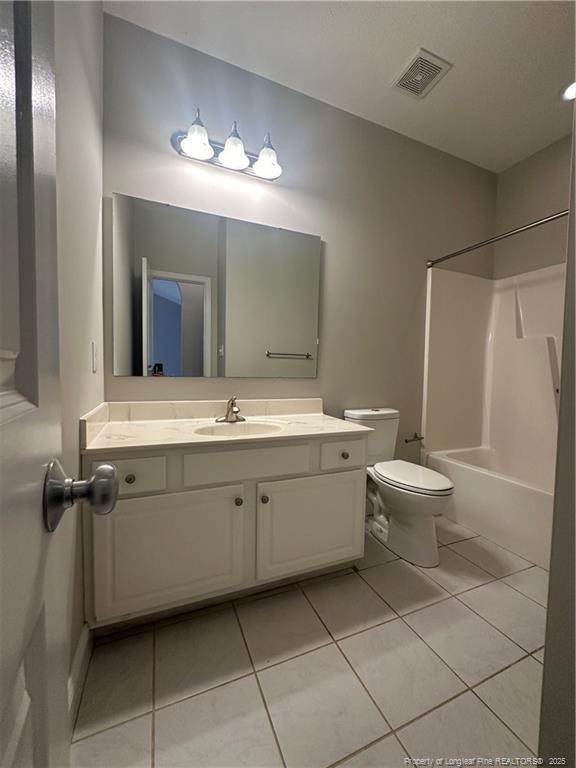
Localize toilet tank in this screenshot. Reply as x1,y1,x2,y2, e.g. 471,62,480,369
344,408,400,465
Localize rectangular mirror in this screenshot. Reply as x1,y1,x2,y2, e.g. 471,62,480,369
111,194,322,378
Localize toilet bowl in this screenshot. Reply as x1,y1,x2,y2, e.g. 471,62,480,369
368,460,453,567
344,408,454,568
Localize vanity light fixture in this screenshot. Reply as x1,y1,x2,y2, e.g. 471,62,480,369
179,108,214,160
175,110,283,181
561,81,576,101
218,121,250,170
253,133,283,180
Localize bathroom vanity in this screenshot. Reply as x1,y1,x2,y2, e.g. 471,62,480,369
81,399,371,626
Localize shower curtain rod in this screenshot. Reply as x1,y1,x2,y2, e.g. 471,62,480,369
426,209,569,269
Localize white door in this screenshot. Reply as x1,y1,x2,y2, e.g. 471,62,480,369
256,471,366,581
1,4,67,765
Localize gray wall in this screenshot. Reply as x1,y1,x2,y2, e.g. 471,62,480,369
55,2,103,670
102,14,497,454
494,136,571,278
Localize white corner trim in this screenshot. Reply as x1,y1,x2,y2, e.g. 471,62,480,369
68,624,92,724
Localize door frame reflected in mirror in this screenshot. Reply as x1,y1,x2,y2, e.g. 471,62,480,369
145,268,212,377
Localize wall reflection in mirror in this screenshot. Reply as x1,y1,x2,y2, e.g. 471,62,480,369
112,194,322,378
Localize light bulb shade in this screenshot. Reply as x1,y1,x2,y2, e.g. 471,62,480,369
253,133,283,179
562,81,576,101
218,121,250,170
180,109,214,160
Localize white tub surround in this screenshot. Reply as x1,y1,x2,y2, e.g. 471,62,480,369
427,448,552,569
422,265,564,571
80,399,371,627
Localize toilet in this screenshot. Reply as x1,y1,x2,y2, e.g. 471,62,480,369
344,408,454,567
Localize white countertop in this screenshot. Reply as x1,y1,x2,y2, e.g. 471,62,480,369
81,399,372,453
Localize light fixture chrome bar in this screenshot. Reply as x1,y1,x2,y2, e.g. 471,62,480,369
266,351,313,360
173,133,264,177
426,210,569,269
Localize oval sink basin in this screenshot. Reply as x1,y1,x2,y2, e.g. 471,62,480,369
194,421,283,437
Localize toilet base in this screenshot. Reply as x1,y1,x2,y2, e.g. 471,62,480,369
385,512,439,568
367,516,389,546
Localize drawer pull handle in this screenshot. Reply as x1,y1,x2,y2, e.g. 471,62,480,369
341,451,350,460
125,473,136,485
235,497,244,507
261,495,270,504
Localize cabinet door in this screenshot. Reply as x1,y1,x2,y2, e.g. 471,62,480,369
92,486,245,621
256,470,365,581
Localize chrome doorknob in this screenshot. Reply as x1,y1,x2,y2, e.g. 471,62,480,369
43,459,119,532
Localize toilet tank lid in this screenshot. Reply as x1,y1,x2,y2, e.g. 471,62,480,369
344,407,400,421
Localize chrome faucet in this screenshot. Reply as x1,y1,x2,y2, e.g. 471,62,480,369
216,396,246,423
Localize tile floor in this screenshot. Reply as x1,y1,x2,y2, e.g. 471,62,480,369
72,517,547,768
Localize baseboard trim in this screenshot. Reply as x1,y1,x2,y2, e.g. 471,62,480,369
68,624,92,725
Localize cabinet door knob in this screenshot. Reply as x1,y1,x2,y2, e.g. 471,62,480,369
261,495,270,504
341,451,350,460
125,473,136,485
235,497,243,507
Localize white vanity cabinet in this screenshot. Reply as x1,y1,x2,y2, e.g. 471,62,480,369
82,424,369,627
256,470,366,580
91,485,247,621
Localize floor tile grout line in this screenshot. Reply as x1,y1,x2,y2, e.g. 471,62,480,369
469,687,537,756
445,542,536,579
451,589,542,654
152,642,338,716
231,602,287,768
278,564,542,763
70,710,155,745
498,575,548,609
355,564,452,615
353,560,538,696
254,640,336,674
300,569,401,641
469,652,538,690
436,532,479,546
405,596,540,687
443,526,538,563
153,671,256,715
417,544,496,585
298,584,394,735
326,732,408,768
388,689,474,745
416,566,497,595
330,613,399,642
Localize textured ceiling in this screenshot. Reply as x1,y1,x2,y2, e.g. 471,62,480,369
105,1,575,172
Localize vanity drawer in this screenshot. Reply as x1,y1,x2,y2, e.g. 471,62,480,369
184,445,311,487
320,440,366,471
91,457,166,497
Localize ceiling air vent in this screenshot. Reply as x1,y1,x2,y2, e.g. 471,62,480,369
394,48,452,99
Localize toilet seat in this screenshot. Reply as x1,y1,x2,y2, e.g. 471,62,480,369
373,460,454,497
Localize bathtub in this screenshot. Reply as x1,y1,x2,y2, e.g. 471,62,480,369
426,447,552,568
